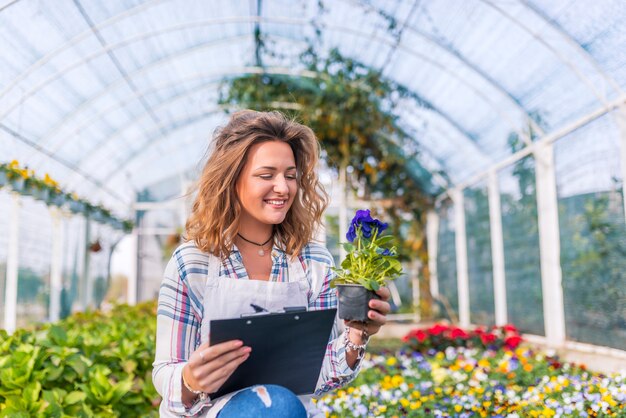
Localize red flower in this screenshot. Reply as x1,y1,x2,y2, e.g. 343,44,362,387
428,323,449,336
403,329,428,343
414,330,428,342
503,324,518,333
473,326,486,335
450,327,469,339
480,333,497,345
504,335,523,349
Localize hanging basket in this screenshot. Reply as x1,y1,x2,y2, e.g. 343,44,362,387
89,240,102,253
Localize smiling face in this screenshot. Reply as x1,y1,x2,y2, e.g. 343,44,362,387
236,140,298,230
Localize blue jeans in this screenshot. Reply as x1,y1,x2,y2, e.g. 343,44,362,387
216,385,307,418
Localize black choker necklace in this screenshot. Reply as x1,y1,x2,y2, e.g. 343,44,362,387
237,233,273,256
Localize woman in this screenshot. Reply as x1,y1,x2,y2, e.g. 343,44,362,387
153,110,391,417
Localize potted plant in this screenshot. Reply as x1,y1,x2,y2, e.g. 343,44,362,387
331,209,403,322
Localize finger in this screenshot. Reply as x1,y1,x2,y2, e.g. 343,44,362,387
367,309,387,325
375,287,391,301
201,351,251,393
369,299,391,315
199,340,244,363
202,346,252,376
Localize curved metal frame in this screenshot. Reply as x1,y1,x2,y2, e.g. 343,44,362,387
2,16,529,151
67,83,472,191
480,0,613,108
2,0,622,198
55,65,481,175
90,106,455,201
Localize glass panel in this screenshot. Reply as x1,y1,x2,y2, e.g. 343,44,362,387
436,200,458,321
464,182,495,325
61,215,86,319
555,112,626,350
17,198,53,327
499,157,544,335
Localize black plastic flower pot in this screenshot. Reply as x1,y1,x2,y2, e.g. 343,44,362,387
337,284,380,322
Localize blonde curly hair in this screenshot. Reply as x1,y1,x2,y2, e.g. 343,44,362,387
186,110,329,259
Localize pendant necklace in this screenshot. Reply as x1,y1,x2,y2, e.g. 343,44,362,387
237,233,273,256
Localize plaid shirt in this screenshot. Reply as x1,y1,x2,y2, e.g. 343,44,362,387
153,241,362,417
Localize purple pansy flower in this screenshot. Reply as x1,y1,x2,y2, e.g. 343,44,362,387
346,209,388,242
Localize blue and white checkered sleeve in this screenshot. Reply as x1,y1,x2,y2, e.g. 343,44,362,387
308,248,363,396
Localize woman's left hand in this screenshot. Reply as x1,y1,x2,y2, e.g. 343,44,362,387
344,287,391,337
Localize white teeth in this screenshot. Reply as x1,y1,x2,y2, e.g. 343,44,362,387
266,200,285,205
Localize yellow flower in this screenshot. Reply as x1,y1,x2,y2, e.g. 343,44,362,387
542,407,556,417
399,399,409,408
43,173,59,188
391,375,404,387
9,160,19,169
410,401,421,410
454,405,463,413
386,357,397,366
478,359,490,368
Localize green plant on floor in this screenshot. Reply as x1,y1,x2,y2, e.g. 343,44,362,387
0,302,160,417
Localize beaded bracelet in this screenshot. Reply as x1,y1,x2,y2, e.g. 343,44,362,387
344,327,369,359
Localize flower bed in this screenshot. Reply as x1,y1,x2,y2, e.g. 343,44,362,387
316,326,625,417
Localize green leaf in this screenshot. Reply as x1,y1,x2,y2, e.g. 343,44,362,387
67,355,87,375
374,235,394,246
48,326,67,345
340,257,352,269
369,280,380,291
64,391,86,406
23,381,41,404
121,359,137,374
341,242,355,252
46,366,64,381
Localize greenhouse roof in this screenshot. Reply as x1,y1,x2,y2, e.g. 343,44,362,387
1,0,625,215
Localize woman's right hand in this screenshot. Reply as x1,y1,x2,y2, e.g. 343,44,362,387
182,339,251,396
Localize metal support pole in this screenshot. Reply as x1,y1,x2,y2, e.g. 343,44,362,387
81,217,91,309
411,258,421,323
616,106,626,223
49,207,64,322
128,225,138,305
534,141,566,347
426,209,440,298
338,162,348,260
452,189,470,327
488,170,508,326
4,193,21,333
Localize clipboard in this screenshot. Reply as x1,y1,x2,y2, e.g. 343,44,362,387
209,308,337,399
